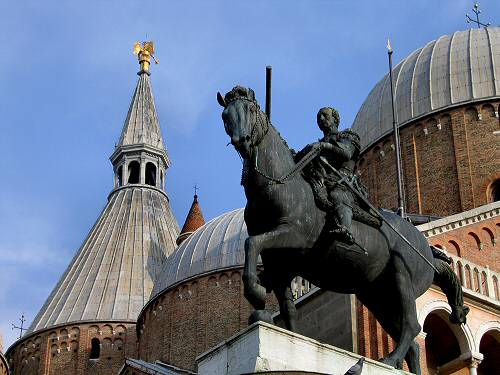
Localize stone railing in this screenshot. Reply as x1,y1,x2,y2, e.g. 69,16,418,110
291,276,316,300
448,254,500,303
290,255,500,304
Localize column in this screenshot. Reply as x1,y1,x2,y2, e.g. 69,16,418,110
140,156,146,185
466,357,481,375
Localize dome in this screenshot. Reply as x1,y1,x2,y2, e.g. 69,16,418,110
151,208,249,297
352,27,500,150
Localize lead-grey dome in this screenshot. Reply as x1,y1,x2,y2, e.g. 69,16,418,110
352,27,500,150
151,208,249,297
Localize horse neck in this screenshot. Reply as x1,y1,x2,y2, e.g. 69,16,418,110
251,119,295,177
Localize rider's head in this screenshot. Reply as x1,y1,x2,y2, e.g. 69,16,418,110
317,107,340,135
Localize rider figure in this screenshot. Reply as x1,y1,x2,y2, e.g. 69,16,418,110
313,107,362,244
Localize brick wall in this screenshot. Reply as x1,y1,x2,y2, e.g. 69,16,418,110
6,322,136,375
137,268,279,371
358,102,500,216
427,216,499,272
354,214,500,374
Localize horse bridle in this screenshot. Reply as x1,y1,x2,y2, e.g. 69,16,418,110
226,97,269,149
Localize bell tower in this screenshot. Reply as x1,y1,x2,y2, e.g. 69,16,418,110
7,42,180,375
109,41,169,191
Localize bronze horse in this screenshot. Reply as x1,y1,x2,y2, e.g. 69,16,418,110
217,86,467,375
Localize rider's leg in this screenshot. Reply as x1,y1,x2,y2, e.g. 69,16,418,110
330,189,354,243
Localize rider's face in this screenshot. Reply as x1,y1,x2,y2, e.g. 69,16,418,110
317,109,337,134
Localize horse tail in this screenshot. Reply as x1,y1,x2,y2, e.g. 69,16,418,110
433,258,469,324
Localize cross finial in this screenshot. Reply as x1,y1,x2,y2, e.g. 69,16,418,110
12,314,28,339
466,3,491,28
194,184,199,197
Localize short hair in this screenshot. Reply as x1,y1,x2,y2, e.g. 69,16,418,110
318,107,340,126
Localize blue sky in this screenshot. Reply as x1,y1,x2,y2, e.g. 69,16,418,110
0,0,497,349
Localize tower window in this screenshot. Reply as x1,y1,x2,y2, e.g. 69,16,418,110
89,338,100,359
117,166,123,187
145,162,157,186
128,161,140,184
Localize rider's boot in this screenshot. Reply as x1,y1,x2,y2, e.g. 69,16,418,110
330,202,354,245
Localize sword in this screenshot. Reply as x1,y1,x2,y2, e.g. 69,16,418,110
319,157,438,273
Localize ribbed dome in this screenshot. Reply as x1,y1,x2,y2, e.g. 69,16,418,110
152,208,249,297
28,186,179,333
352,27,500,150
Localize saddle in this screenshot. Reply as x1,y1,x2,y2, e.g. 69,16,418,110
309,178,382,229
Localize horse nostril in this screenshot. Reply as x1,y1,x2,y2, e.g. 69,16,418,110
245,135,250,142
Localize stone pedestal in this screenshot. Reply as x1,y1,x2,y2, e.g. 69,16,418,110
196,322,409,375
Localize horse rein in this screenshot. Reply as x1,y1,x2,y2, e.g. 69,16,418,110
231,97,322,185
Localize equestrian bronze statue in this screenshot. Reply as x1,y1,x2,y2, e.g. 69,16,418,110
217,86,468,375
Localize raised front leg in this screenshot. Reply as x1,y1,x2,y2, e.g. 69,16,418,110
243,224,304,319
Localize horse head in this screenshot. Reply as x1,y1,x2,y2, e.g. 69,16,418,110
217,86,268,159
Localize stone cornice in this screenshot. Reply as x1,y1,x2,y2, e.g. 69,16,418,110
417,201,500,238
109,143,170,166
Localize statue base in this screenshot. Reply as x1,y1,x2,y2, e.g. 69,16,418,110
196,321,409,375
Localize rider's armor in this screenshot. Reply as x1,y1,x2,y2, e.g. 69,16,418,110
297,128,366,244
320,129,362,244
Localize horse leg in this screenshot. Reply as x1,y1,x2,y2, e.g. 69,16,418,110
274,279,297,332
433,259,469,324
243,225,304,314
404,340,421,375
380,257,421,370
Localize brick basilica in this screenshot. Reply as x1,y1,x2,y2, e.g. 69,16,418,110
2,27,500,375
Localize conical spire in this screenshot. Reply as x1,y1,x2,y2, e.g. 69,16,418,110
177,193,206,245
116,72,166,151
28,43,180,334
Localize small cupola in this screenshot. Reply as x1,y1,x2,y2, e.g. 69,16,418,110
110,41,169,191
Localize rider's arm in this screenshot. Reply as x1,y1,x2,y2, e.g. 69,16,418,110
320,141,355,161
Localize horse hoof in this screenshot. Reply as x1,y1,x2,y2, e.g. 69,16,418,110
248,309,274,325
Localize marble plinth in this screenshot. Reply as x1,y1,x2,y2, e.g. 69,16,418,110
196,322,409,375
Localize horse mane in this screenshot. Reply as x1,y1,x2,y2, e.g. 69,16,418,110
224,86,294,157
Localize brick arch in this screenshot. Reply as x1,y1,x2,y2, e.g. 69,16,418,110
440,113,452,125
481,103,495,118
465,106,479,123
448,240,461,256
481,227,495,246
480,172,500,202
475,321,500,348
418,300,475,353
468,232,482,250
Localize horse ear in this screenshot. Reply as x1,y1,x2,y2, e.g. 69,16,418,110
217,92,227,108
248,88,256,101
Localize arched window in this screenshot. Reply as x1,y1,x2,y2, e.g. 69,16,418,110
160,171,164,189
145,162,157,186
90,338,100,359
128,161,140,184
478,330,500,374
488,179,500,202
116,166,123,187
423,311,463,374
